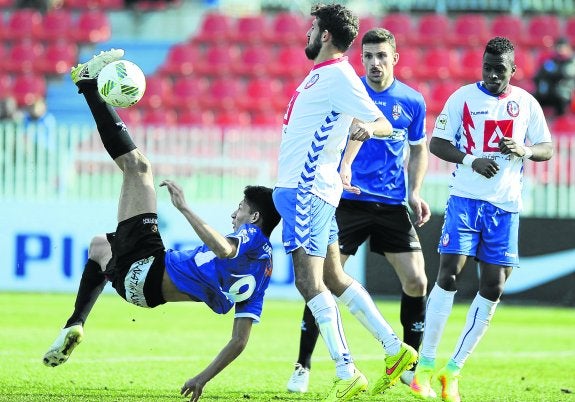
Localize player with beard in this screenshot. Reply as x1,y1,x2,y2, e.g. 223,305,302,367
411,37,553,402
286,27,432,394
273,5,418,402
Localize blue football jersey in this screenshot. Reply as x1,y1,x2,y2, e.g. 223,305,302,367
341,77,426,205
164,224,273,322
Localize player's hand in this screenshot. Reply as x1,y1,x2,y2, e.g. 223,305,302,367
340,163,361,194
409,195,431,227
470,158,500,179
181,376,205,402
160,179,188,210
498,137,525,157
349,122,373,142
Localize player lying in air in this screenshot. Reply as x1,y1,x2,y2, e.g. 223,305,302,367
43,49,281,402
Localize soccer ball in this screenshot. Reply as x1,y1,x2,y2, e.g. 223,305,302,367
97,60,146,108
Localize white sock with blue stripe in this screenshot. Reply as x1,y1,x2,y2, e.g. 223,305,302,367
450,292,498,369
307,291,355,379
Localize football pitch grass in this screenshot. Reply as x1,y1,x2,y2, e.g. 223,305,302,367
1,293,573,402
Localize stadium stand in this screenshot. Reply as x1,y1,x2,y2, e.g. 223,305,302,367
74,10,111,44
449,13,490,48
34,9,75,42
411,13,451,47
380,13,413,46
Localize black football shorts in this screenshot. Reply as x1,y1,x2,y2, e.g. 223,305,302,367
336,198,422,256
105,213,166,308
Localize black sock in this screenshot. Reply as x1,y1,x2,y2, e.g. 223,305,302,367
400,291,426,369
78,80,136,159
64,259,107,328
296,304,320,370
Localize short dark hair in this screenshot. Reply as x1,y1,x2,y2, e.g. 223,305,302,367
485,36,515,57
311,3,358,52
362,28,396,52
243,186,281,238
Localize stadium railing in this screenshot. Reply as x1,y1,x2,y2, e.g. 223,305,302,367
0,122,573,218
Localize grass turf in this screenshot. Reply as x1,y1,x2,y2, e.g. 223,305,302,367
0,292,573,401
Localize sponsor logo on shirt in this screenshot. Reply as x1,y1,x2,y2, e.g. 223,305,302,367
441,233,450,246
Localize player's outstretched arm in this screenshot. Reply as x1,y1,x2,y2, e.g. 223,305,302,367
160,179,237,258
180,317,253,402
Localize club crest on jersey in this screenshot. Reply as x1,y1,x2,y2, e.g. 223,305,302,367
506,101,519,117
441,233,450,246
392,103,402,120
305,74,319,89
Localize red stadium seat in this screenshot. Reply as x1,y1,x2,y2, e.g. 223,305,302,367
268,45,310,79
232,15,270,45
551,114,575,135
234,45,274,78
194,44,240,77
449,14,489,48
170,76,208,111
412,14,451,47
357,15,378,42
214,110,251,127
116,108,142,126
457,48,484,82
199,77,243,110
35,9,75,42
158,43,203,76
237,77,283,113
38,41,78,76
380,13,414,46
416,47,460,81
524,15,562,48
490,15,525,45
12,74,47,107
194,12,233,46
5,40,45,74
141,108,177,127
250,111,284,127
0,73,13,96
395,47,422,82
427,81,460,115
2,9,42,41
346,45,363,76
565,17,575,43
513,49,536,83
0,43,8,73
177,109,215,126
75,10,111,44
138,75,173,110
267,12,307,45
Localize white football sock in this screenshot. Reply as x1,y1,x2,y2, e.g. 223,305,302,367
450,293,498,369
339,281,401,356
420,283,456,360
307,291,355,379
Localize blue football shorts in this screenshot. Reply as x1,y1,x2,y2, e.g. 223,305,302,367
438,195,519,267
272,187,338,257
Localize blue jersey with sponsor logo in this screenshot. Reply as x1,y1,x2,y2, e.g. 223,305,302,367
164,224,273,322
341,77,426,205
